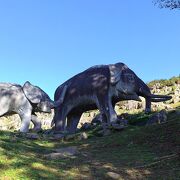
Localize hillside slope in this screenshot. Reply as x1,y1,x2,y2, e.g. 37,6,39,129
0,107,179,179
0,76,179,179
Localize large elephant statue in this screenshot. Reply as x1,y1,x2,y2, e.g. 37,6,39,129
53,62,171,133
0,81,66,132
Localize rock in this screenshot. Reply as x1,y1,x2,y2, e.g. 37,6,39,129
97,129,111,136
81,166,90,172
90,111,96,118
110,123,126,131
65,132,88,141
116,118,128,126
91,114,102,124
80,122,92,130
64,134,77,141
45,146,78,159
54,146,78,154
126,100,139,110
78,111,98,128
173,96,180,104
164,104,173,110
146,110,167,126
43,129,54,135
106,172,121,179
118,113,129,119
79,132,88,140
26,133,39,140
48,134,65,140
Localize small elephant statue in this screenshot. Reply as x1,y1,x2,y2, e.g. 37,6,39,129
0,81,66,132
52,62,171,133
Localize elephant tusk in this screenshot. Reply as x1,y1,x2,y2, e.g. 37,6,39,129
150,94,172,100
151,96,172,102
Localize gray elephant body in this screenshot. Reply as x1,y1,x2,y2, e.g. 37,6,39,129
0,81,58,132
53,62,171,133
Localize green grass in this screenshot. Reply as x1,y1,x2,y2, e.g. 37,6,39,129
147,76,180,87
0,108,180,180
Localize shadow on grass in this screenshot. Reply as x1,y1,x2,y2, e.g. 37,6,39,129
0,107,179,179
0,132,149,179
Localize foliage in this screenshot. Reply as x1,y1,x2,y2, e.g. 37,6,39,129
147,75,180,88
154,0,180,9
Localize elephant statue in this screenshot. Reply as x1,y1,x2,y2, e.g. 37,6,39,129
0,81,66,132
52,62,171,133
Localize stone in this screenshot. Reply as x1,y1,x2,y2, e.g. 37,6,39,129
173,96,180,104
43,129,54,135
106,172,121,179
64,134,77,141
79,132,88,140
80,122,92,130
91,114,102,124
146,110,167,126
110,123,126,131
164,104,173,110
126,100,139,110
48,134,65,140
97,129,111,136
65,132,88,141
116,118,128,126
118,113,129,119
81,166,90,172
26,133,39,140
45,146,78,159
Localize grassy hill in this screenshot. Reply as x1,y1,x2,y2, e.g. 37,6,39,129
0,107,179,179
147,76,180,88
0,76,179,179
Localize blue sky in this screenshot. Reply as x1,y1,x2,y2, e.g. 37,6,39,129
0,0,179,99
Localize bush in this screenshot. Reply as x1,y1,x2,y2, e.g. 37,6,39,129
147,75,180,88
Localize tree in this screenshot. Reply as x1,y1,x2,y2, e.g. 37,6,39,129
154,0,180,9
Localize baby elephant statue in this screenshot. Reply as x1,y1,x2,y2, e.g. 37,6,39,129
0,81,65,132
53,62,172,133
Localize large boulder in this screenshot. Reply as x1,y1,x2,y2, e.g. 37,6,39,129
44,146,79,159
65,132,88,141
91,113,103,124
146,110,167,126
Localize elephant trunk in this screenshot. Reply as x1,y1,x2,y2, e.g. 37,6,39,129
137,78,152,113
137,78,172,113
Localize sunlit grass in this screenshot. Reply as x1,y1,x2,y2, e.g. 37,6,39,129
0,109,179,179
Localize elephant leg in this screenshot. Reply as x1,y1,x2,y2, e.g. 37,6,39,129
31,114,42,132
145,97,151,113
108,101,118,123
97,95,111,124
54,107,68,131
97,95,117,125
19,111,32,133
66,113,82,133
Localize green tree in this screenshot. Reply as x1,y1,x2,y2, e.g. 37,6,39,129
154,0,180,9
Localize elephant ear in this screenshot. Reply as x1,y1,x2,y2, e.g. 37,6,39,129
23,81,42,104
109,63,128,85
